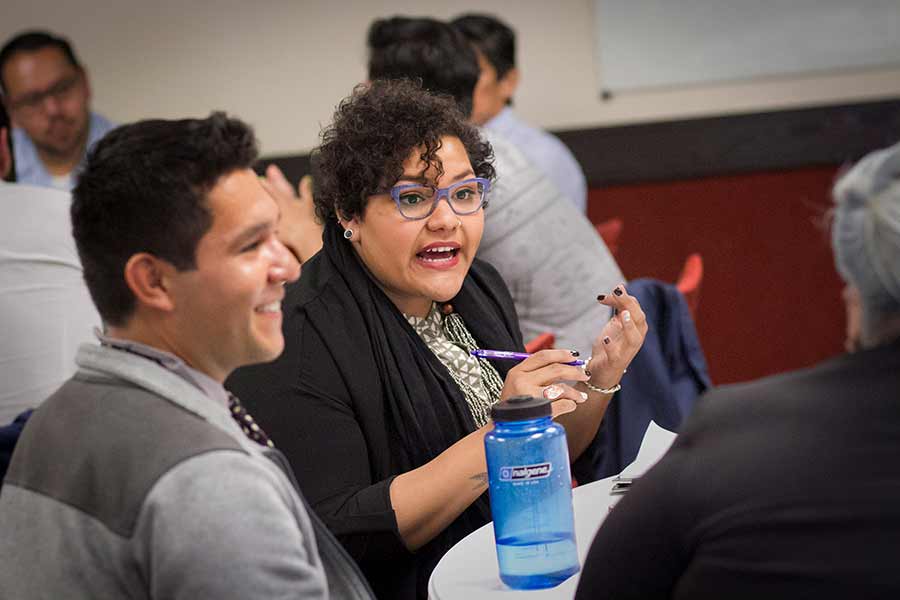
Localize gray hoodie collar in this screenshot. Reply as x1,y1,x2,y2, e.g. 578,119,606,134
74,343,254,451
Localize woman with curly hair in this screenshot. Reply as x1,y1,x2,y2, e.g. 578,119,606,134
227,79,646,599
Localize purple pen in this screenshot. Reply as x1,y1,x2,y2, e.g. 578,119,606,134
470,348,586,367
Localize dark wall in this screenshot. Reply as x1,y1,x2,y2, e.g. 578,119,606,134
557,99,900,187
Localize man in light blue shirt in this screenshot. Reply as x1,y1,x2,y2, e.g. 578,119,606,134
453,14,588,213
0,30,114,190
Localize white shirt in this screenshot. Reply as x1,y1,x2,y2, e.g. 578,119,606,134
0,181,101,423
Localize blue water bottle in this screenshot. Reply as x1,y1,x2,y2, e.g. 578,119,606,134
484,395,579,589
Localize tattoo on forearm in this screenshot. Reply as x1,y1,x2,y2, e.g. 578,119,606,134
470,472,488,489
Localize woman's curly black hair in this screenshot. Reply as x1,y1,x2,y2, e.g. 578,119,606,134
311,79,495,223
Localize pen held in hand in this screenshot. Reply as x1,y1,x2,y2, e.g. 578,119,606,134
470,349,586,367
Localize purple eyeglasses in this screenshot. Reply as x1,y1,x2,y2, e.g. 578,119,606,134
389,177,491,221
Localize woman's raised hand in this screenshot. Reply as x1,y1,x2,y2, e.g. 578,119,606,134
260,165,324,264
586,283,648,392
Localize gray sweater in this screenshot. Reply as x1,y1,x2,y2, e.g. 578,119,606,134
0,343,329,599
478,129,623,355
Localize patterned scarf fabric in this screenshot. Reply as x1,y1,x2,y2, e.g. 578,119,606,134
406,304,504,427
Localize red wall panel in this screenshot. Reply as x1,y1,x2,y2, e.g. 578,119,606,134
589,167,846,385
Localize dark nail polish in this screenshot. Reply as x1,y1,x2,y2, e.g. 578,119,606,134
603,336,611,345
597,294,606,301
570,350,580,357
613,287,623,297
584,370,592,378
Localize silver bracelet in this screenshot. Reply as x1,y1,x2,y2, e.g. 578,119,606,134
584,381,621,395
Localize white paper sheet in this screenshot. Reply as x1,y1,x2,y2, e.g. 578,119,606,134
618,421,677,479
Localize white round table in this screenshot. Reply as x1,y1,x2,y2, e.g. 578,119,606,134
428,476,619,599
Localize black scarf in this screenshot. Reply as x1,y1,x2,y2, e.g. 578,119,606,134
298,220,524,596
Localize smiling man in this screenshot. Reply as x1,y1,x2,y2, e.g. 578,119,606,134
0,30,114,189
0,114,350,598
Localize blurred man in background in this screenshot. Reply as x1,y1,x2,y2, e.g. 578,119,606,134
452,13,588,213
0,30,114,189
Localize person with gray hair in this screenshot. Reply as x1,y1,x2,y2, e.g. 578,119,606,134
575,142,900,599
832,141,900,351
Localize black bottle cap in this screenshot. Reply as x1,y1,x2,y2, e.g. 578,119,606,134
490,395,552,422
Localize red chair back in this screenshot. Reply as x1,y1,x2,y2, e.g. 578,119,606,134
595,218,624,258
676,253,703,319
524,332,555,354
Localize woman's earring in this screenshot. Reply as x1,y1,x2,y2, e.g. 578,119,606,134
343,229,353,240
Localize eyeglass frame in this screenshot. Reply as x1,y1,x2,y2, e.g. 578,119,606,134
5,71,84,115
388,176,491,221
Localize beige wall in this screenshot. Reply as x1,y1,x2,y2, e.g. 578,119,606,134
4,0,900,156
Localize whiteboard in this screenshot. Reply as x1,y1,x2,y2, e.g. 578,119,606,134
595,0,900,93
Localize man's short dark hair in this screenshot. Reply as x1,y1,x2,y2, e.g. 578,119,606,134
451,14,516,80
0,30,82,95
71,112,258,326
367,17,479,118
312,79,494,224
